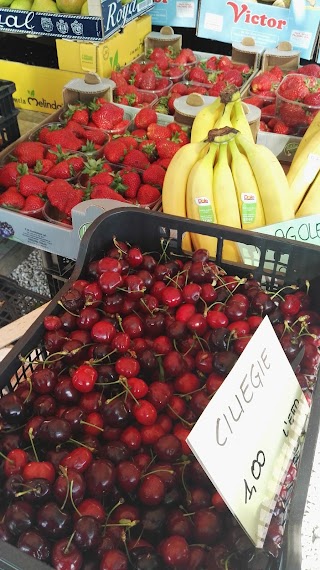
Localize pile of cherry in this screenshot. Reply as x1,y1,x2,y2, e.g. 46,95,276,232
0,241,319,570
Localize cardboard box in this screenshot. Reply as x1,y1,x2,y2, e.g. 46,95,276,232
0,61,85,114
56,14,151,76
0,0,153,41
196,0,320,61
151,0,199,29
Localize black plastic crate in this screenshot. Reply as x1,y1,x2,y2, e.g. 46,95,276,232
1,209,320,570
0,80,20,151
0,274,49,326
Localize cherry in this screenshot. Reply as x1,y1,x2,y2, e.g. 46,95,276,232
120,425,142,451
72,364,98,393
44,329,66,353
166,320,187,340
137,270,155,290
61,447,93,473
193,509,223,545
76,498,105,522
112,332,131,353
162,286,182,308
3,474,24,501
247,315,263,332
206,372,224,394
206,310,229,329
38,417,72,446
60,311,78,331
23,462,55,484
188,545,207,570
173,423,191,455
250,291,275,315
138,474,165,506
103,397,131,428
44,314,62,331
4,448,28,477
187,313,207,335
33,395,57,417
80,391,105,413
115,356,140,377
130,547,162,570
174,372,200,394
37,502,72,539
175,303,196,324
166,509,193,540
159,535,190,567
141,424,165,445
54,377,80,405
234,335,252,355
141,505,167,542
280,293,301,316
147,381,172,411
21,477,52,504
61,287,84,311
211,491,228,512
51,537,83,570
17,530,50,561
0,433,22,454
153,434,182,462
127,377,148,399
116,460,141,493
53,468,85,506
91,320,116,343
144,313,166,337
85,459,115,498
103,293,124,314
73,515,102,551
133,400,157,426
212,351,238,376
127,246,143,267
100,549,128,570
163,351,185,377
0,393,26,425
4,501,35,536
97,256,122,273
182,283,202,304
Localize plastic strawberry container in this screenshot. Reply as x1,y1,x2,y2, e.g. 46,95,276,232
113,89,158,109
137,79,173,99
275,73,320,135
0,209,320,570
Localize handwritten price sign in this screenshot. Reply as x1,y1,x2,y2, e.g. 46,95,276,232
187,317,309,547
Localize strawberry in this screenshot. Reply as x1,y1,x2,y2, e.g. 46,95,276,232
155,139,181,160
165,66,184,81
0,188,25,210
272,121,290,135
147,124,171,141
90,185,128,202
0,162,28,188
180,48,197,64
131,129,147,138
142,164,166,187
154,97,170,115
243,96,265,108
278,76,309,100
207,81,227,97
188,67,210,84
259,121,270,132
205,56,218,70
251,72,277,94
19,174,47,197
134,108,158,129
139,70,157,91
303,92,320,106
171,52,188,66
104,140,127,164
217,56,233,71
297,64,320,78
81,141,101,155
138,140,157,162
21,195,45,214
155,78,171,92
171,84,189,95
65,120,88,138
12,142,46,167
41,128,83,151
64,104,89,126
111,120,131,134
221,69,243,87
168,124,189,144
111,71,129,96
122,149,150,170
33,159,55,175
279,102,307,127
112,169,141,199
234,63,251,74
47,180,83,216
116,136,139,151
46,156,85,180
89,171,114,186
155,158,171,169
261,103,276,118
136,184,161,205
84,128,108,146
269,66,284,82
89,101,124,129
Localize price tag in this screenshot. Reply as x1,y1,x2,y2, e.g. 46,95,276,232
186,316,309,547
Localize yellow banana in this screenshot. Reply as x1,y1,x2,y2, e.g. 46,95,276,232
162,141,208,252
213,101,234,130
296,170,320,218
290,110,320,166
286,129,320,213
230,99,254,142
228,138,265,230
236,133,294,225
212,142,242,262
191,99,225,143
186,144,218,256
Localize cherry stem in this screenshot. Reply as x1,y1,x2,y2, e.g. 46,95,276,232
159,237,171,264
28,427,39,462
270,284,298,300
141,468,174,479
116,313,124,333
67,438,95,452
64,531,76,554
57,300,79,317
15,488,37,498
23,378,33,404
0,451,13,463
167,405,195,428
106,390,126,405
80,420,104,432
113,236,126,257
105,498,124,525
69,480,81,516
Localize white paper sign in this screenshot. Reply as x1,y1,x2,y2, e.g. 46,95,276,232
186,317,309,547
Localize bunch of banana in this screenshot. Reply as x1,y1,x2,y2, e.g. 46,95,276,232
191,87,254,144
286,110,320,217
162,125,294,261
